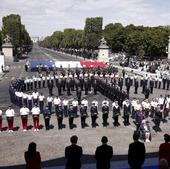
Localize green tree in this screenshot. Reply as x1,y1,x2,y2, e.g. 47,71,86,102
84,17,103,50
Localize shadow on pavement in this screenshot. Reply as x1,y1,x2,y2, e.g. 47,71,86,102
0,152,158,169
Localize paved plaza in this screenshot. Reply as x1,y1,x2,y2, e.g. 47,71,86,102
0,45,169,169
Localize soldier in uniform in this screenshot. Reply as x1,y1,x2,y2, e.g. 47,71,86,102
112,101,120,127
5,106,15,132
0,109,2,132
47,95,53,113
63,99,69,117
31,103,40,131
27,92,33,111
80,103,88,128
48,80,54,96
90,102,98,128
66,76,71,96
123,99,131,126
76,88,82,105
134,78,139,94
68,104,74,129
43,105,51,130
56,105,63,129
72,98,79,117
102,99,109,127
42,74,46,88
20,104,29,131
32,90,39,105
149,77,154,94
53,96,61,114
39,93,45,113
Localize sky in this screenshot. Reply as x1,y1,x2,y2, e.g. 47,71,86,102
0,0,170,37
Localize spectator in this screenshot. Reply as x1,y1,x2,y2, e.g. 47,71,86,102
95,136,113,169
25,142,41,169
65,135,83,169
159,134,170,167
128,131,146,169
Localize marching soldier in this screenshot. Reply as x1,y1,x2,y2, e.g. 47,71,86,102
32,90,39,105
66,76,71,96
5,106,15,132
154,105,162,132
37,76,41,89
0,109,2,132
42,74,46,88
20,104,29,131
63,99,69,117
134,78,139,94
48,80,54,96
76,88,82,105
47,95,53,113
72,98,79,117
102,99,109,127
68,104,74,129
53,96,61,114
56,105,63,129
84,76,89,95
31,103,40,131
149,77,154,94
90,101,98,128
80,103,88,128
22,93,28,107
112,101,120,127
27,93,33,111
123,99,131,126
43,105,51,130
39,93,45,113
81,98,88,113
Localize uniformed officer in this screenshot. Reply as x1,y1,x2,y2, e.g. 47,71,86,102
123,99,131,126
63,99,69,117
134,78,139,94
27,93,33,111
5,106,15,132
42,74,46,88
149,77,154,94
56,104,63,129
0,109,2,132
102,99,109,127
90,101,98,128
80,103,88,128
22,93,28,107
20,104,29,131
76,88,82,105
43,105,51,130
112,101,120,127
31,103,40,131
39,93,45,113
68,104,74,129
47,95,53,113
154,105,162,132
48,80,54,96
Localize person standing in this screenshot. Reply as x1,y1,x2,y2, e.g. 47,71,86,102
80,103,88,128
5,106,15,132
31,104,40,131
128,131,146,169
65,135,83,169
68,104,74,129
39,93,45,113
25,142,41,169
56,105,63,129
95,136,113,169
43,105,51,130
112,101,120,127
20,104,29,131
46,95,53,113
159,134,170,167
90,101,98,128
63,99,69,117
102,99,109,127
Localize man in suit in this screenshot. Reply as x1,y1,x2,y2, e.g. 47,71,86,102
95,136,113,169
128,131,146,169
65,135,83,169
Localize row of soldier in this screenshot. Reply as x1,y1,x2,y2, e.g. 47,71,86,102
1,95,169,133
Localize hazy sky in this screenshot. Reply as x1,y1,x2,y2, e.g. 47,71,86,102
0,0,170,37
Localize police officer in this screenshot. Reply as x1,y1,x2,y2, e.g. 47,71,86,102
43,105,51,130
90,101,98,128
56,104,63,129
112,101,120,127
20,104,29,131
5,106,15,132
68,104,74,129
102,99,109,127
